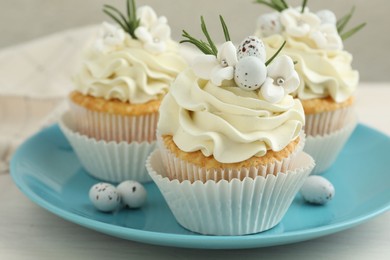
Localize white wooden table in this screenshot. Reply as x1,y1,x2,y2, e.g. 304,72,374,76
1,84,389,259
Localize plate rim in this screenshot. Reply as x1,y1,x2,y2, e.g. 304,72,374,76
10,123,390,249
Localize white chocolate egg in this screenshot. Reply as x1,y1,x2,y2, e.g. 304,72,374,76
300,176,335,205
234,56,267,91
117,180,147,208
237,36,266,62
89,183,121,212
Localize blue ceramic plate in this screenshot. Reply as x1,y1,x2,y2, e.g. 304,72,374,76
10,124,390,249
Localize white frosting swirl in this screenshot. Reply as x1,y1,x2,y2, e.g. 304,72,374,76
158,68,305,163
261,34,359,103
74,35,187,104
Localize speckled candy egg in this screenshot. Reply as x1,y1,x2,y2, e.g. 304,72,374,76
237,36,266,62
89,183,121,212
234,56,267,91
300,176,335,205
117,180,147,208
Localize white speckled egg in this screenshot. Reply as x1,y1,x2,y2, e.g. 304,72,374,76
89,183,121,212
117,180,147,208
300,176,335,205
237,36,266,62
234,56,267,91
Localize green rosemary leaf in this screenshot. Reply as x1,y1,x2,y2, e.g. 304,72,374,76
341,22,366,40
280,0,288,8
180,40,214,55
126,0,131,21
337,6,355,33
103,9,128,32
265,40,286,66
293,61,298,65
130,0,137,23
104,5,129,29
254,0,282,12
301,0,308,13
271,0,287,10
219,15,231,42
200,16,218,56
181,30,214,55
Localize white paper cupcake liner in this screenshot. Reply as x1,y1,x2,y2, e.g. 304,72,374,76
304,114,357,175
146,149,315,235
156,133,305,183
305,106,355,136
59,112,155,183
69,100,158,143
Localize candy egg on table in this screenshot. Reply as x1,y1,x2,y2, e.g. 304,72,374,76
300,176,335,205
234,56,267,91
117,180,147,208
89,183,121,212
237,36,267,62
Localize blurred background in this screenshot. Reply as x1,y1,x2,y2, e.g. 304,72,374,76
1,0,389,82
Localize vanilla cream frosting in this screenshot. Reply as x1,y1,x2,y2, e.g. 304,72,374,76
74,34,187,104
260,34,359,103
158,68,305,163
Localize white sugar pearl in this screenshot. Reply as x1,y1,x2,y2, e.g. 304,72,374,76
117,181,147,208
300,176,335,205
234,56,267,91
89,183,121,212
237,36,267,62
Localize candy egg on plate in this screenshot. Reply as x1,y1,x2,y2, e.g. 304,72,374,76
300,176,335,205
117,180,147,208
89,183,121,212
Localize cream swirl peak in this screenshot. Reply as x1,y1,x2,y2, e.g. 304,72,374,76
73,2,187,104
158,69,305,163
158,16,305,163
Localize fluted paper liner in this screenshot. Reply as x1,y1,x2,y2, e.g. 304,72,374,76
304,114,357,175
59,112,155,183
69,101,158,143
146,150,315,235
305,106,355,136
156,133,305,183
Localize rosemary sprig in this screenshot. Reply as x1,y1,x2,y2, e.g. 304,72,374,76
180,16,232,56
301,0,308,13
337,6,356,33
337,6,366,40
340,22,367,40
265,40,286,66
201,16,218,55
103,0,140,39
219,15,231,41
253,0,285,12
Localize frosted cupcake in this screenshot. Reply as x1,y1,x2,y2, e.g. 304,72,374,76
60,0,187,183
146,16,315,235
254,1,365,174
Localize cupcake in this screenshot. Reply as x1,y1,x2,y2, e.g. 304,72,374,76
60,0,187,183
254,1,365,174
146,17,315,235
